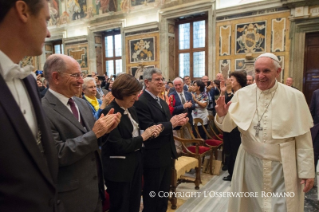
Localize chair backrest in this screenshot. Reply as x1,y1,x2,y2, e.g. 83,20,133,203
193,118,212,139
180,122,196,139
207,115,223,140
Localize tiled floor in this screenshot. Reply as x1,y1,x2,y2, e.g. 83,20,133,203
166,171,319,212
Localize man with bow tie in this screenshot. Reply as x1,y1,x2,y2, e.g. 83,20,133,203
42,54,121,212
0,0,63,211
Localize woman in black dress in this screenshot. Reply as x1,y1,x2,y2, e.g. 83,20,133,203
222,71,247,181
101,74,162,212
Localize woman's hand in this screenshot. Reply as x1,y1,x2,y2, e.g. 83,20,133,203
100,92,114,109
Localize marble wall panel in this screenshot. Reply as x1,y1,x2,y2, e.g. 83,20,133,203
271,18,286,52
219,25,231,56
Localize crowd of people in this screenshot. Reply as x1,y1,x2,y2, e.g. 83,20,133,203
0,1,317,212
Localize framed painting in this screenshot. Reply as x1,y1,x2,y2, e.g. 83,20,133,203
129,37,155,63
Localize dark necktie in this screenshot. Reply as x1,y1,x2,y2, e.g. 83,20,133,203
68,98,79,121
180,93,186,104
155,97,162,108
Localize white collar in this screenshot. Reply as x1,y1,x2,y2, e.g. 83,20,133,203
49,88,73,106
145,89,158,99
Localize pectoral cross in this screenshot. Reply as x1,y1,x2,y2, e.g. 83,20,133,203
254,122,263,137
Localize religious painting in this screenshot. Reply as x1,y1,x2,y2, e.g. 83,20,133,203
131,65,155,80
65,43,89,71
96,0,117,14
67,0,87,20
236,21,266,54
129,37,155,63
219,25,231,56
235,59,245,70
271,18,286,52
131,0,155,7
219,60,230,80
48,0,60,26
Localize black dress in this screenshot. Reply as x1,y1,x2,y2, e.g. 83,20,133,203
223,92,241,178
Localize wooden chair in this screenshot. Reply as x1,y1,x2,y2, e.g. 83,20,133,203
193,118,223,174
207,115,224,140
179,123,214,175
207,115,225,164
170,155,199,209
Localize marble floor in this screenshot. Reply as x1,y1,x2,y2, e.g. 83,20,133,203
165,171,319,212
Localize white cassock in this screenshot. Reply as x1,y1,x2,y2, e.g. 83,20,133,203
215,81,315,212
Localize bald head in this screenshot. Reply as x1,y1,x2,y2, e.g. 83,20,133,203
286,77,293,86
44,54,83,98
201,76,209,85
216,73,224,81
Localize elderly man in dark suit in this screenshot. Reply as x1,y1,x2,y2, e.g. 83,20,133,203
0,0,62,211
42,54,121,212
134,68,188,212
171,77,195,126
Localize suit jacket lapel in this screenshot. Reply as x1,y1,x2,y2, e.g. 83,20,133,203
45,91,86,133
143,91,166,115
23,76,57,186
74,98,91,132
0,73,55,187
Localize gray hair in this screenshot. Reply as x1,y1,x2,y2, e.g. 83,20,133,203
173,77,183,85
82,77,96,90
247,75,254,80
43,55,66,82
143,68,162,81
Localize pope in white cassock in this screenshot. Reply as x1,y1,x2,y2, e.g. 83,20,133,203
214,53,315,212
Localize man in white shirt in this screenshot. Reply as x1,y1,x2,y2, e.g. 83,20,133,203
0,0,64,211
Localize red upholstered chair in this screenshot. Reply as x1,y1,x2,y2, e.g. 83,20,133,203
207,115,224,141
193,118,223,174
179,122,213,176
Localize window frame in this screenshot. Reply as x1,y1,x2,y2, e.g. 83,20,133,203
175,16,208,80
52,40,64,54
102,30,122,76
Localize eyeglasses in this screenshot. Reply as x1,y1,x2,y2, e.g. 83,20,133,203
148,77,164,82
61,73,83,79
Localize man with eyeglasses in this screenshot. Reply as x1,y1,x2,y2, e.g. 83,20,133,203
134,68,189,212
42,54,121,212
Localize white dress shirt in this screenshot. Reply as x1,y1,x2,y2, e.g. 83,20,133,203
0,51,38,139
48,89,81,122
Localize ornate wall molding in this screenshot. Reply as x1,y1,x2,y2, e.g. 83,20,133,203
289,17,319,90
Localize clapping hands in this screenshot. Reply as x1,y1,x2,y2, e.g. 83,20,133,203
170,113,189,128
142,124,163,141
